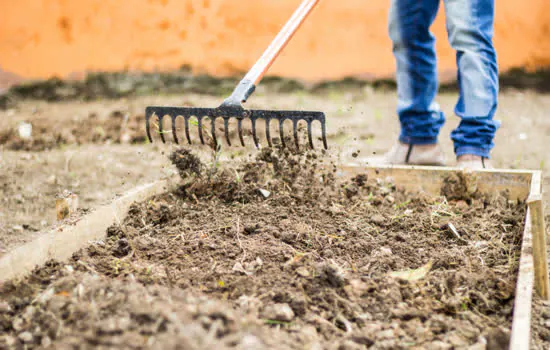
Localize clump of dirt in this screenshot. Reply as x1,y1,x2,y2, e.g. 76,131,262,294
0,148,526,349
171,146,335,205
0,110,146,151
170,148,204,178
441,171,480,202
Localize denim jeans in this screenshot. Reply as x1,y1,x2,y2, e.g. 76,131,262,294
389,0,500,158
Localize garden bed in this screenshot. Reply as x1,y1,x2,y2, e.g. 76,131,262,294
0,148,531,349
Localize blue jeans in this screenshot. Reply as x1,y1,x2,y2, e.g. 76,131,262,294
389,0,500,158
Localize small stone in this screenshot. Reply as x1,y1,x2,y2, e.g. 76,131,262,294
47,175,57,184
237,295,262,314
426,341,452,350
18,331,33,343
380,186,391,195
232,262,248,275
447,333,468,347
12,317,25,331
121,133,131,144
244,257,263,274
344,279,370,298
18,122,32,139
4,335,17,347
240,334,264,350
544,320,550,328
318,262,346,287
379,247,393,256
376,329,396,340
243,224,260,235
258,188,271,198
0,301,10,313
299,324,318,342
295,267,310,277
455,200,469,210
350,335,374,346
41,336,52,347
261,303,295,322
370,214,386,225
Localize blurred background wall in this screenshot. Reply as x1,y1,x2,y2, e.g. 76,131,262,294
1,0,549,83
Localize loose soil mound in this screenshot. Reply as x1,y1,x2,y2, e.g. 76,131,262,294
0,148,525,349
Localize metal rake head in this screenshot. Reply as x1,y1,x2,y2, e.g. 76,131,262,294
145,106,328,149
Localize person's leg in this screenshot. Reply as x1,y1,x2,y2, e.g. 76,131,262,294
371,0,446,166
389,0,445,146
444,0,499,167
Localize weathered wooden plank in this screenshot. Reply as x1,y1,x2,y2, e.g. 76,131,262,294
510,170,542,350
0,178,175,283
528,194,549,299
339,164,533,201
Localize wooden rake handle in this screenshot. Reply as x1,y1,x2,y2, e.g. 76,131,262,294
221,0,321,107
245,0,322,85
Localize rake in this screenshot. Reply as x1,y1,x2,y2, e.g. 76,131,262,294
145,0,327,150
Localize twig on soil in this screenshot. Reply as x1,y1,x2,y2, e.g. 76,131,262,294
165,266,174,287
76,260,97,274
64,151,75,173
346,255,357,273
447,222,468,244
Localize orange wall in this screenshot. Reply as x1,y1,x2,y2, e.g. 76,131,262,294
1,0,549,81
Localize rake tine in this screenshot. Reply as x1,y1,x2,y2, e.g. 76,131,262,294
210,117,218,147
184,117,192,144
321,120,328,150
237,119,245,146
172,115,179,144
251,118,259,148
265,118,272,147
158,114,166,143
307,121,314,149
293,119,299,150
279,118,286,148
146,113,153,143
198,116,205,145
223,117,231,146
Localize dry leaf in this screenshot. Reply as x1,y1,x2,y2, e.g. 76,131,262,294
389,260,433,281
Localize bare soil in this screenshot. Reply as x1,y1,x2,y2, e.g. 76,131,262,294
0,145,172,255
0,147,526,349
0,88,548,348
